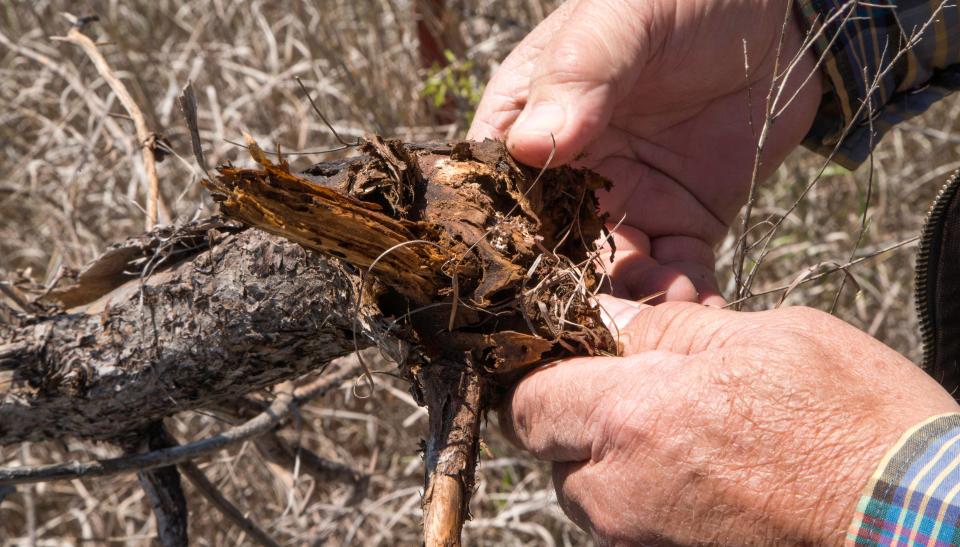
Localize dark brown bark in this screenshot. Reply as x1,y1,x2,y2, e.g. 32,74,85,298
0,218,386,445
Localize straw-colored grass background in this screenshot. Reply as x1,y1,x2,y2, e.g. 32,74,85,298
2,1,958,544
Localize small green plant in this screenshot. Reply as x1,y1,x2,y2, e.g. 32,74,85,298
421,49,484,124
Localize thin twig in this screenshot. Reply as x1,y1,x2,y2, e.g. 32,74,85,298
52,26,165,229
725,235,918,307
224,138,355,156
739,0,950,298
0,390,295,487
179,460,281,547
294,76,357,147
831,70,879,313
733,0,793,308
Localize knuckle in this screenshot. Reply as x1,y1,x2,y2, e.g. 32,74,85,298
625,301,717,351
532,38,618,95
540,34,607,81
630,301,697,330
508,373,547,439
592,382,661,460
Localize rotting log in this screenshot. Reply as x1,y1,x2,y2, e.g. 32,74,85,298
1,136,617,545
205,136,616,365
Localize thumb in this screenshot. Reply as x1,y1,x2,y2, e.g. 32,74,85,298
595,293,646,334
506,0,654,166
596,294,739,356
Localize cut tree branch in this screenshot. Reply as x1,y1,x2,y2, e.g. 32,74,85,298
416,355,482,547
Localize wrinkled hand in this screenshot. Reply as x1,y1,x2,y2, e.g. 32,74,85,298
503,296,960,545
468,0,823,304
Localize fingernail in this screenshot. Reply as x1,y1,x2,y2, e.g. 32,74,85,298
613,308,641,332
597,300,641,333
513,102,566,137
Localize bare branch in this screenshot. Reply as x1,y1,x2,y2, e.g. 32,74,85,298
0,390,295,487
179,460,281,547
132,424,189,547
52,26,166,228
418,355,482,547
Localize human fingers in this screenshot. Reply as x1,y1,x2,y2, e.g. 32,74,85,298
552,458,670,543
594,293,643,334
601,297,742,356
505,0,656,166
501,351,680,462
649,235,725,306
467,0,581,142
551,461,597,534
603,226,722,304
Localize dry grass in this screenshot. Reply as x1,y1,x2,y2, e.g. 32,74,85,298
715,112,960,363
1,0,959,544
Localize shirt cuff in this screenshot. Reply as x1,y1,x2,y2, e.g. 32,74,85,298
848,413,960,545
794,0,960,169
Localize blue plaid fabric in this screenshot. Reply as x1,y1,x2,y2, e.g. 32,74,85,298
848,414,960,545
795,0,960,168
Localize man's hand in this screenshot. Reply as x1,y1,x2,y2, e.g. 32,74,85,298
468,0,823,304
504,296,960,545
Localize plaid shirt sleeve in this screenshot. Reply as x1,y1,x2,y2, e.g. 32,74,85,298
848,413,960,545
794,0,960,168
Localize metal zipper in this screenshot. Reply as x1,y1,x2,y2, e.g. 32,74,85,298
915,169,960,372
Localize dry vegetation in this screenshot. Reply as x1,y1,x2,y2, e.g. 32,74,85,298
1,0,958,545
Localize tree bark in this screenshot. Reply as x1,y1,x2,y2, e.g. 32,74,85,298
416,355,482,547
0,218,386,445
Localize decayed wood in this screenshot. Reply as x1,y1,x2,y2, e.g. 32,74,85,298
2,135,616,545
204,136,618,545
206,137,616,363
0,219,387,445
